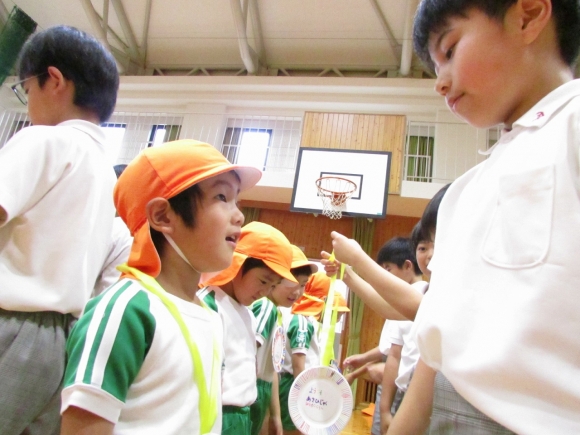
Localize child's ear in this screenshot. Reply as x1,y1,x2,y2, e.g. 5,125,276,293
146,198,174,234
46,66,71,95
403,259,414,271
516,0,552,44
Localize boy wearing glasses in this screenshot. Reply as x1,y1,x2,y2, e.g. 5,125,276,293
0,25,118,434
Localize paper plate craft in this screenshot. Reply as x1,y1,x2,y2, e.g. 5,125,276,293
272,325,286,373
288,366,353,435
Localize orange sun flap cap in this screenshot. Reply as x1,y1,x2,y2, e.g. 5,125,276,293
114,139,262,277
292,271,349,317
201,221,298,286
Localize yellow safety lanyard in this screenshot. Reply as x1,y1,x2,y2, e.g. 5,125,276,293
117,264,219,434
318,252,345,367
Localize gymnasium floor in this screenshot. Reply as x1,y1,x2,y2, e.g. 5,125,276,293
340,409,373,435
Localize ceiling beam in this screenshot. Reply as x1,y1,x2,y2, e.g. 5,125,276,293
141,0,153,65
248,0,266,65
230,0,259,75
110,0,141,62
399,0,418,76
367,0,400,61
80,0,126,72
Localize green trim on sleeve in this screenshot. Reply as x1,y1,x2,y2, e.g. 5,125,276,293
287,314,314,351
251,298,277,340
64,281,156,402
199,287,218,313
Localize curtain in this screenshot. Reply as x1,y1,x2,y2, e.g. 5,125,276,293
346,217,375,396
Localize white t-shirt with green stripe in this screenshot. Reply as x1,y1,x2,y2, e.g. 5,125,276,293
198,286,257,407
62,278,224,435
252,297,279,382
280,307,320,375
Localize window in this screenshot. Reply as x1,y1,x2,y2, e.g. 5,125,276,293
8,120,31,138
222,127,272,170
486,125,502,149
148,124,182,147
405,123,435,182
101,122,127,164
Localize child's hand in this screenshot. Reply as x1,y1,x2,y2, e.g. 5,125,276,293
343,353,365,370
330,231,364,267
320,250,341,277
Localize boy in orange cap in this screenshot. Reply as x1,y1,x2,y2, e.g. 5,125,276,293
198,221,297,435
60,140,261,435
278,272,349,434
250,245,317,435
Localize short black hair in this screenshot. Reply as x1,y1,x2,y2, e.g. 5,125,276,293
419,183,451,240
291,265,314,279
376,237,421,276
410,221,425,252
17,25,119,123
413,0,580,73
241,257,268,275
114,164,127,179
150,184,203,255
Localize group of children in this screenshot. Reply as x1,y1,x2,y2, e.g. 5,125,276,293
0,23,337,435
2,0,580,433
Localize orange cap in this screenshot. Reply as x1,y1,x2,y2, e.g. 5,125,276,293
202,221,298,286
292,272,349,318
114,140,262,277
290,245,318,275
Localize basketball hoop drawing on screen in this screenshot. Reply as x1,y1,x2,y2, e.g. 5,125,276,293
315,176,357,220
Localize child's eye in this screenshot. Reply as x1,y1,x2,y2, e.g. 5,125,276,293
216,194,227,201
445,45,455,60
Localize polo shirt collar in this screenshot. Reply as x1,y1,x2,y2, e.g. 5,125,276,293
512,79,580,129
57,119,106,145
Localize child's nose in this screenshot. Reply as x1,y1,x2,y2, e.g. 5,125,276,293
435,69,450,96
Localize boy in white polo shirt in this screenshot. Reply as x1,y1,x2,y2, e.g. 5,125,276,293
343,0,580,434
199,221,297,435
379,233,428,433
61,140,261,435
0,25,119,434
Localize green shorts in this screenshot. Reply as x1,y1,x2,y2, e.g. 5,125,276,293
249,378,272,435
222,405,251,435
278,372,297,431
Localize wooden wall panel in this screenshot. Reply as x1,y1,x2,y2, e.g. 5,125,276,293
301,112,406,193
258,209,353,258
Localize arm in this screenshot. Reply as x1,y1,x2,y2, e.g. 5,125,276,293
61,406,114,435
268,374,283,435
365,361,386,385
324,232,422,320
386,359,435,435
380,344,402,434
343,347,385,384
292,353,307,378
343,346,383,370
343,268,410,321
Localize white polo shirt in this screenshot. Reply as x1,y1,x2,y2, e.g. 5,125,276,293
198,286,258,407
387,281,428,391
0,120,116,316
415,79,580,435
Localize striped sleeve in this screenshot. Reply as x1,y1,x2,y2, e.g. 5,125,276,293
198,287,218,313
62,280,156,423
251,298,278,343
287,314,314,353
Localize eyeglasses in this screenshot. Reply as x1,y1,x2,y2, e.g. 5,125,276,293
10,72,48,106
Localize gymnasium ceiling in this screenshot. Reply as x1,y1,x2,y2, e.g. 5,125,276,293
1,0,430,79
